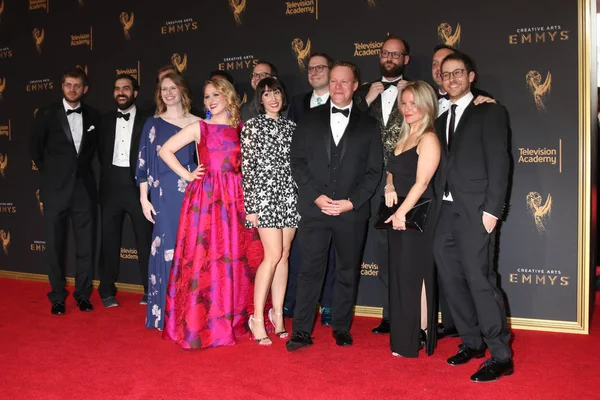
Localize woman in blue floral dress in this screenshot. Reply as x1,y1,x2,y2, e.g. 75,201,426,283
136,72,202,330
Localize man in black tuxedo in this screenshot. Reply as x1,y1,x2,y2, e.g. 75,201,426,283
30,67,101,315
433,52,513,382
285,52,336,326
287,61,383,351
354,35,410,334
431,44,497,340
97,74,152,308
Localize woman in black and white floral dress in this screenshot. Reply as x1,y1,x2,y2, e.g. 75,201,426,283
241,77,299,346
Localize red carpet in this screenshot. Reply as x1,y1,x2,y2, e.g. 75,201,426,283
1,278,598,400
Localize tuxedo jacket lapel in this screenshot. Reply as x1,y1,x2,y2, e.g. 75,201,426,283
320,106,332,162
340,108,360,163
57,107,75,151
130,112,144,168
79,107,93,156
437,112,449,156
450,101,476,154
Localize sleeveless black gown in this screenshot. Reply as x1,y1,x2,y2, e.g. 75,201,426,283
387,146,437,357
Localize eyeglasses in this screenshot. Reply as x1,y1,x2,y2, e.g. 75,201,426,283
251,72,272,80
380,50,405,59
441,68,466,81
307,65,328,74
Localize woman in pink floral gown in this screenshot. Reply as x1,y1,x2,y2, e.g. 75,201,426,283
158,78,263,349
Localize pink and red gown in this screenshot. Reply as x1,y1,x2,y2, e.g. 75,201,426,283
162,120,263,349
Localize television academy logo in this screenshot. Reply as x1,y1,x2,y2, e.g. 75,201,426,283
285,0,318,19
36,189,44,215
0,229,9,255
120,12,134,39
230,0,246,25
292,38,311,70
438,22,461,47
116,62,141,84
526,191,552,233
33,28,45,54
171,53,187,73
29,0,48,12
0,152,6,178
0,120,10,140
526,70,551,111
70,28,92,49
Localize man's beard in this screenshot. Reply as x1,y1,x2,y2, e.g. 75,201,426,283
116,96,135,110
379,62,405,79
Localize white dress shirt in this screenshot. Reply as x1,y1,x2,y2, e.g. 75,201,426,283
443,91,497,220
330,102,352,146
310,91,329,108
112,105,137,167
381,76,401,126
63,98,83,153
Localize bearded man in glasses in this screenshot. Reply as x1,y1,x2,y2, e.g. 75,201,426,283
354,34,411,335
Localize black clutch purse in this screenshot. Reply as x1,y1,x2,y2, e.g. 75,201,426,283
374,196,432,232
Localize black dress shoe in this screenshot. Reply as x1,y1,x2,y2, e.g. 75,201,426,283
76,298,94,312
333,330,353,346
447,344,486,366
437,324,459,339
286,331,313,352
470,358,514,382
371,319,390,334
51,302,65,315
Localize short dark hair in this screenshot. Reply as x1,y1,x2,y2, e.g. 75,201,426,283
433,44,458,54
254,60,278,78
209,70,234,84
441,52,476,74
383,35,410,55
309,52,334,68
115,74,139,91
331,61,360,82
156,64,178,83
62,67,88,86
254,77,288,114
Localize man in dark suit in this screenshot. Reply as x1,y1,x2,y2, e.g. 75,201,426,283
287,61,383,351
285,52,336,326
97,74,152,308
30,67,101,315
354,35,410,334
431,44,497,340
433,52,513,382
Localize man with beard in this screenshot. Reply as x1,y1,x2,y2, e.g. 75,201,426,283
30,67,101,315
285,52,336,325
355,35,410,334
97,74,152,308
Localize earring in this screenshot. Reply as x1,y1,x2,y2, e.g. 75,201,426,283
205,109,212,120
226,110,231,117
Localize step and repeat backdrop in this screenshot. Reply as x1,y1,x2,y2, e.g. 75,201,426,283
0,0,592,331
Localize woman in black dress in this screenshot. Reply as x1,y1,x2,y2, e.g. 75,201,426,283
384,81,441,357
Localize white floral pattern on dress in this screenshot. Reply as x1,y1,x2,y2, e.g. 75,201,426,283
150,274,157,285
138,151,145,168
177,178,188,193
147,175,154,187
164,249,174,262
149,126,156,144
151,236,161,256
152,304,161,328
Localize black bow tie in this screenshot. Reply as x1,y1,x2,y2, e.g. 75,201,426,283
437,92,450,101
332,107,350,117
382,80,399,91
117,112,131,121
66,108,82,115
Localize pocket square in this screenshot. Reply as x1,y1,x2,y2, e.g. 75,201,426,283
87,125,95,132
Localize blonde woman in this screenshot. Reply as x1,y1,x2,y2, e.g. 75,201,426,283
384,81,441,357
159,78,263,349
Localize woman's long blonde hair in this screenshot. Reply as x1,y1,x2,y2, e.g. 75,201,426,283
203,78,241,128
396,81,438,148
154,72,192,116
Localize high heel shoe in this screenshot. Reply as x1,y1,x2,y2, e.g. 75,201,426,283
248,316,272,346
268,308,289,339
420,329,428,350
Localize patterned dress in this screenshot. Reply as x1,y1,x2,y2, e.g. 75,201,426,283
136,116,197,330
162,120,263,349
241,114,300,229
